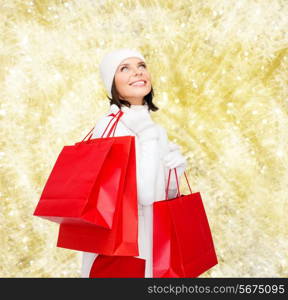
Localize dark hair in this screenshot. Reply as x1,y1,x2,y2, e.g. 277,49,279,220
107,77,159,112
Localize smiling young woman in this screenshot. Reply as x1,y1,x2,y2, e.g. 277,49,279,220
80,48,187,278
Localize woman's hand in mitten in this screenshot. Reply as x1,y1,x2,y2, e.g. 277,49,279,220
168,141,181,152
163,148,187,169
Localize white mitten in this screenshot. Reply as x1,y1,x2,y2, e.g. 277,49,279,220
163,149,187,169
168,141,181,152
163,143,187,199
120,107,159,142
165,163,187,199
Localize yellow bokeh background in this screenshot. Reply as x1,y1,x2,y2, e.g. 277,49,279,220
1,0,288,277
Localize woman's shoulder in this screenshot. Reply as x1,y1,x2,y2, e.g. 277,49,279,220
91,106,131,139
91,114,111,139
91,110,115,139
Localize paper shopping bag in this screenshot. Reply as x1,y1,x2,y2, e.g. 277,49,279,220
56,131,139,256
33,109,128,229
89,255,145,278
153,169,218,278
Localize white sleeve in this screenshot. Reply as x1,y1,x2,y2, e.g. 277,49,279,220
81,252,98,278
91,115,113,139
136,127,160,206
157,126,187,199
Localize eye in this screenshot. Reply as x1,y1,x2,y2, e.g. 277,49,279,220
120,64,146,72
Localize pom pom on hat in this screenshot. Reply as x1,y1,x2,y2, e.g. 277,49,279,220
99,48,145,98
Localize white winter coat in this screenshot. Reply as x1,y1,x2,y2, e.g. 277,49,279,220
81,103,186,278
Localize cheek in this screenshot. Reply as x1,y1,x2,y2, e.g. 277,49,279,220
115,74,125,85
145,70,151,79
115,74,129,91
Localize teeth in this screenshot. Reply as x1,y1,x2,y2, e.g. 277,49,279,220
131,81,145,86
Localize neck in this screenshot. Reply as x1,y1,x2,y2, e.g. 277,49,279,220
120,97,145,105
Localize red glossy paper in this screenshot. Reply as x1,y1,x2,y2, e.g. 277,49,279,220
153,169,218,278
33,111,127,229
89,255,145,278
56,135,139,256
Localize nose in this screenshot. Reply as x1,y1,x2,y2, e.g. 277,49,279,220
132,66,143,76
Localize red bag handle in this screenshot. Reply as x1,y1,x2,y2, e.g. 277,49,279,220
79,111,192,200
165,168,192,200
101,110,124,138
78,109,124,144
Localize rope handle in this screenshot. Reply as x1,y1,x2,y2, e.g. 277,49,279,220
76,109,124,146
165,168,193,200
101,110,123,138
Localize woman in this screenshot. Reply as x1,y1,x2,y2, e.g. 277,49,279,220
81,48,187,278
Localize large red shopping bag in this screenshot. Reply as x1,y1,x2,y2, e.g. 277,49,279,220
33,110,128,229
89,255,145,278
153,168,218,278
56,123,139,256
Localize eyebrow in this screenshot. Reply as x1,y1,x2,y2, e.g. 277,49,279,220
118,62,146,67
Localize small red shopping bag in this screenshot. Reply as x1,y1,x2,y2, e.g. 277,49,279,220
33,110,128,229
56,112,139,256
89,255,145,278
153,168,218,278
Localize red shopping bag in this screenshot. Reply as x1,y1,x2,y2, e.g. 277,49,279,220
89,255,145,278
33,110,129,229
153,169,218,278
56,116,139,256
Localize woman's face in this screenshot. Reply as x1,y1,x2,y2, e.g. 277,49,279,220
114,57,152,105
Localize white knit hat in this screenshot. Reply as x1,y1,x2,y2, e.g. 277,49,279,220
99,48,145,98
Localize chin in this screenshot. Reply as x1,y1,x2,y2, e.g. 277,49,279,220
130,86,151,95
134,92,149,99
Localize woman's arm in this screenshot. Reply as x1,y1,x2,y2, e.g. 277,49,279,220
136,130,160,206
117,108,161,206
157,125,187,199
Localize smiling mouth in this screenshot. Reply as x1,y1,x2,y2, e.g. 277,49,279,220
129,80,147,87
